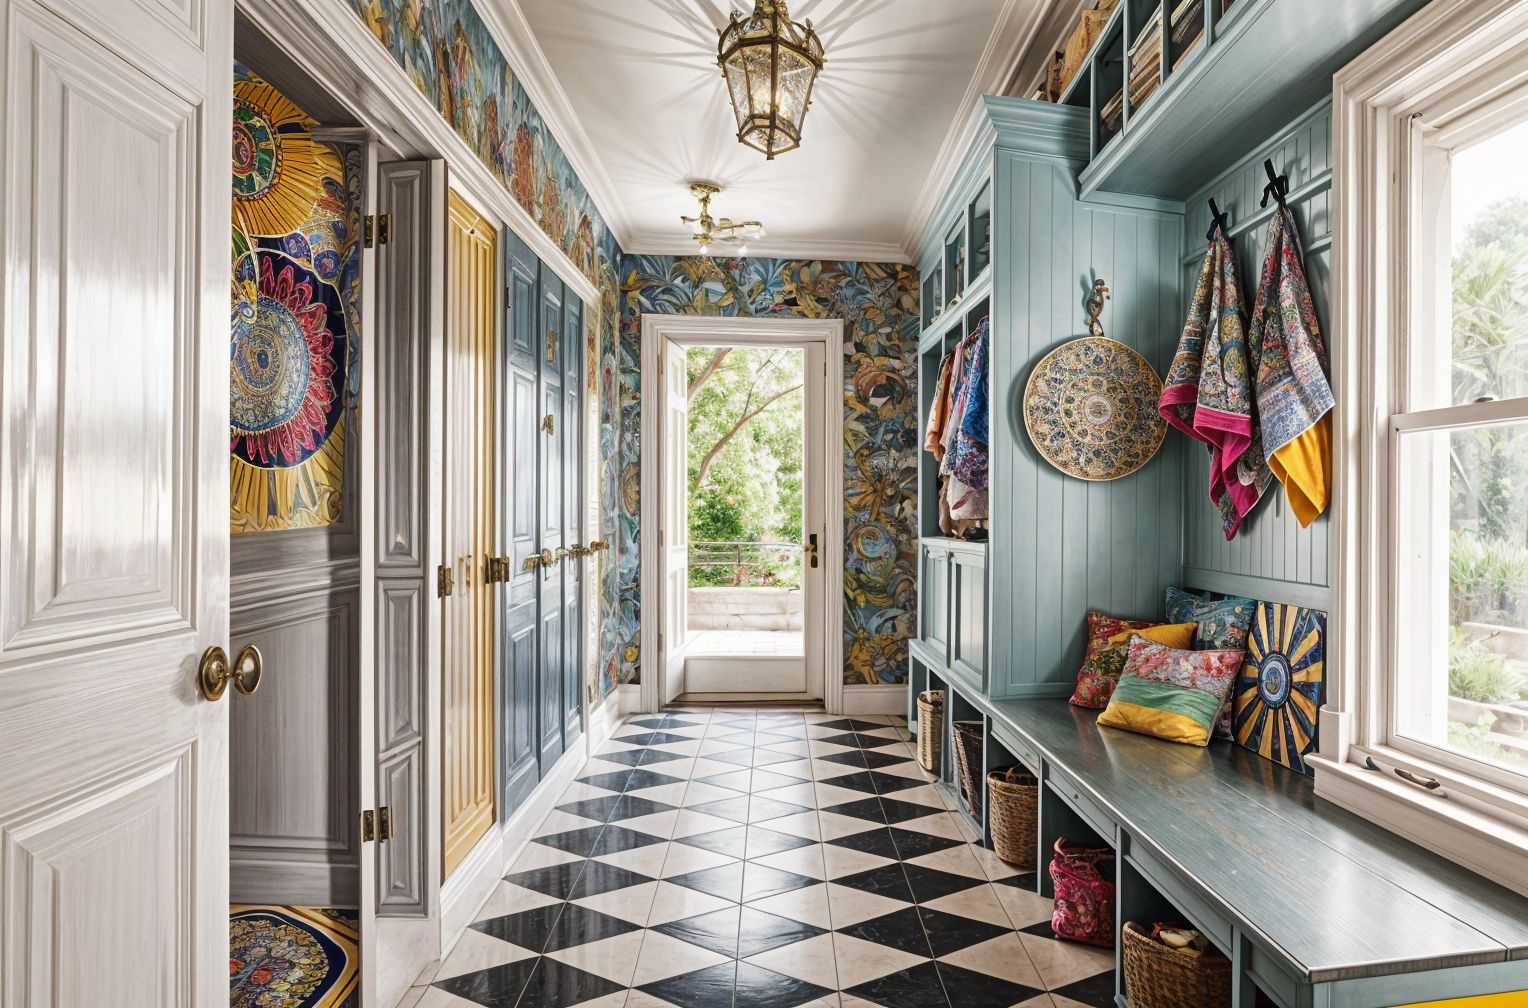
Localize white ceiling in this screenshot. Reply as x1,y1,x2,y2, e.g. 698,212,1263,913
506,0,1048,262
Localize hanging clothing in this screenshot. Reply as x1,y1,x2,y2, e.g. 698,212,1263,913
1251,206,1334,527
948,318,989,493
923,350,956,461
1161,230,1266,540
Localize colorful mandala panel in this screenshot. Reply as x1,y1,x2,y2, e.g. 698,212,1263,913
233,77,342,238
1023,336,1167,481
1234,602,1327,775
230,905,357,1008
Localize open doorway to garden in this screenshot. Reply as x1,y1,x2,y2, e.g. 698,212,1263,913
639,314,844,711
685,345,807,669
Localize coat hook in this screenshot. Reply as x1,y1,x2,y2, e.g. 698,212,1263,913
1260,158,1289,210
1206,198,1230,242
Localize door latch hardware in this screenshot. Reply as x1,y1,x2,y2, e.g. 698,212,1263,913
542,413,555,436
361,809,376,843
362,214,392,248
546,330,559,363
378,806,394,841
436,564,455,598
806,533,820,569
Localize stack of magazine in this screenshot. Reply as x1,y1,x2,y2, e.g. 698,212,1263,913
1127,5,1163,114
1169,0,1204,70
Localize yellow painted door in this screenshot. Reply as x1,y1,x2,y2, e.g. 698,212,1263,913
442,190,498,877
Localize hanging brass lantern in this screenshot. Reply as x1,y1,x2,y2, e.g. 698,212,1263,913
717,0,825,160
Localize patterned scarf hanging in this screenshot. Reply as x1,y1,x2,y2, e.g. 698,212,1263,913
1252,206,1334,526
1160,230,1266,539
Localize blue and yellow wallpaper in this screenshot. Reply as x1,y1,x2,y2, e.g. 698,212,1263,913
347,0,626,698
619,256,922,686
231,66,362,534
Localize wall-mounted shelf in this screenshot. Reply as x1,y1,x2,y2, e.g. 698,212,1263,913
1057,0,1428,200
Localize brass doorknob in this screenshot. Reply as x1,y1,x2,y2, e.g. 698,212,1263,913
555,546,571,561
521,554,543,572
197,644,263,701
568,543,590,558
538,548,555,567
589,539,610,553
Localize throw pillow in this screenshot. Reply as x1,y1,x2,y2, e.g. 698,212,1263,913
1165,587,1256,651
1096,635,1241,747
1069,611,1197,709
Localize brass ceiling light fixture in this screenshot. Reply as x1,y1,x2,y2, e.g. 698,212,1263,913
717,0,825,159
681,182,765,256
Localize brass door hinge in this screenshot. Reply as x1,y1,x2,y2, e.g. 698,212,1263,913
541,413,555,436
378,805,394,841
437,564,454,598
361,809,376,843
363,213,392,248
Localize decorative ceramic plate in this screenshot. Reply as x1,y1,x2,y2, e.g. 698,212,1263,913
1023,337,1166,481
1235,602,1326,776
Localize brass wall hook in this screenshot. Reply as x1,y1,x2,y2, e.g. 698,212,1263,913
1085,278,1110,337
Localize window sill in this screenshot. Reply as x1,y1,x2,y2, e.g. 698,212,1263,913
1310,753,1528,899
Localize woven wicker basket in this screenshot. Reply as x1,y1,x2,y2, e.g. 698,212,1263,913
916,691,944,773
952,721,985,819
986,767,1039,869
1122,921,1233,1008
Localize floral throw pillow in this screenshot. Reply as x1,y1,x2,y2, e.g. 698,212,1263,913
1097,635,1243,746
1069,611,1196,709
1166,587,1256,651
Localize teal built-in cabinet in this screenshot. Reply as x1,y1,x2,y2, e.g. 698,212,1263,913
910,96,1185,708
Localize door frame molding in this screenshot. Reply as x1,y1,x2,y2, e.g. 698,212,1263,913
638,313,846,715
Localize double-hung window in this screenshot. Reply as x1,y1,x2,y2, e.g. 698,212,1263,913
1324,0,1528,896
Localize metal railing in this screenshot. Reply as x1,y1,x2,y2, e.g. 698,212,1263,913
689,540,802,587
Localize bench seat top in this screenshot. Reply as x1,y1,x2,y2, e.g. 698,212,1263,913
984,697,1528,983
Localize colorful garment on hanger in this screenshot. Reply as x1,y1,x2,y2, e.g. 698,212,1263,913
1252,206,1334,527
1160,229,1266,539
923,350,956,461
949,319,989,492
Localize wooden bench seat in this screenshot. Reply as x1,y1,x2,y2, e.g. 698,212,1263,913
959,693,1528,1006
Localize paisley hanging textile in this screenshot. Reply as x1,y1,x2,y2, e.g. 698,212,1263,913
230,66,360,533
1160,230,1266,539
1250,206,1334,527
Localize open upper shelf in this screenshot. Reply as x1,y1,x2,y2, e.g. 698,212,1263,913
1059,0,1428,200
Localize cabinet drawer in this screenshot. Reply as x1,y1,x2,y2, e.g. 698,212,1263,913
1125,840,1235,955
1045,763,1116,842
990,723,1040,773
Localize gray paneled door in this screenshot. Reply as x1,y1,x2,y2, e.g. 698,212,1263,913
500,231,584,813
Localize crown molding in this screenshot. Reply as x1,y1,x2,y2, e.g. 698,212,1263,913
897,0,1073,259
621,232,911,265
476,0,637,249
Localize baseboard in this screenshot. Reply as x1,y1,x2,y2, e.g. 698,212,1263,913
588,687,622,755
438,824,503,956
841,684,910,715
439,739,588,956
618,682,641,715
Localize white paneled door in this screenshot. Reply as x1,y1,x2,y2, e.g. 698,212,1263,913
661,340,691,705
0,0,232,1004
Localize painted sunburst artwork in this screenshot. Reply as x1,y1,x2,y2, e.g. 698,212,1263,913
1234,602,1327,775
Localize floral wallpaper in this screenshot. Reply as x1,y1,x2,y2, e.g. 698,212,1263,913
618,256,922,687
348,0,626,698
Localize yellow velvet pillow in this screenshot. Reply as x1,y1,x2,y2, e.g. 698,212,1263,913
1108,622,1196,649
1069,621,1199,708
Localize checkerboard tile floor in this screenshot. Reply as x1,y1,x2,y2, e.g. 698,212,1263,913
407,708,1115,1008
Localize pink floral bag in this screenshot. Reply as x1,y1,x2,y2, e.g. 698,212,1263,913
1049,837,1116,947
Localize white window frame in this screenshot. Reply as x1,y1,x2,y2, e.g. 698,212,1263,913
1321,0,1528,897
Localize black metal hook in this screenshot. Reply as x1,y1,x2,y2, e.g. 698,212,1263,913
1260,158,1289,210
1206,198,1230,242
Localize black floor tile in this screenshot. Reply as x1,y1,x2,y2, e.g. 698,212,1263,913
901,864,988,903
433,957,537,1007
835,906,933,956
517,956,629,1007
667,862,746,902
844,959,950,1008
833,863,916,903
588,826,668,856
743,826,816,858
470,903,565,952
503,861,588,899
629,717,702,730
816,749,871,769
821,797,891,824
872,797,946,825
1049,969,1118,1008
735,906,827,958
613,731,693,747
936,961,1045,1008
740,863,817,902
732,961,834,1008
825,825,900,859
916,906,1011,956
566,860,655,900
653,906,741,957
816,732,903,749
995,872,1039,889
541,904,645,952
675,825,750,859
817,718,888,732
577,767,681,793
884,828,965,860
593,748,660,767
639,963,739,1008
